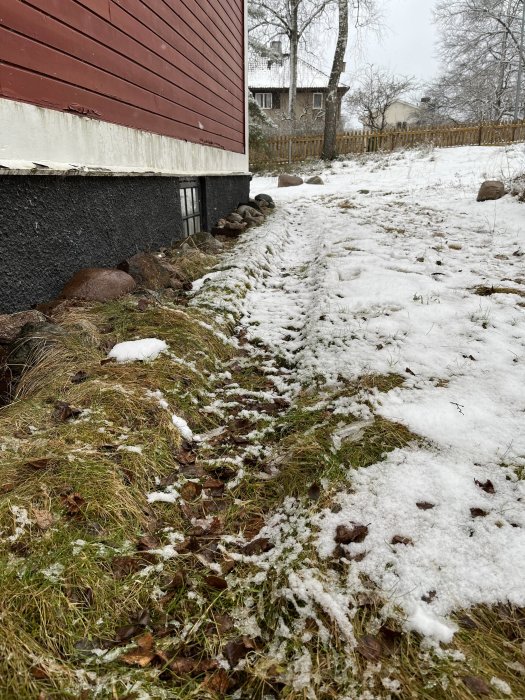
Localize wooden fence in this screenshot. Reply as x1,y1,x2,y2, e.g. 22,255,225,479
250,121,525,167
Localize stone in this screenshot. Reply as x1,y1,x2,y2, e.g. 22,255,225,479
226,213,244,223
306,175,324,185
278,174,303,187
477,180,505,202
187,231,223,254
60,269,136,301
119,252,171,290
0,310,46,345
237,205,264,220
255,193,275,208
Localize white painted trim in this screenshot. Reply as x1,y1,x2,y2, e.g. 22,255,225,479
0,98,249,176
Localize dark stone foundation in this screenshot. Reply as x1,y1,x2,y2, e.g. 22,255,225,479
0,173,250,313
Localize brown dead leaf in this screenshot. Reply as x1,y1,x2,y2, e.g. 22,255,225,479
391,535,414,546
205,575,228,590
53,401,82,422
422,590,437,604
116,624,143,643
307,482,321,501
181,482,203,501
136,632,154,652
405,367,416,376
71,370,89,384
61,492,85,516
356,635,383,661
203,477,225,491
462,675,491,696
224,637,254,668
243,516,265,539
416,501,435,510
25,457,53,470
0,482,15,494
243,537,274,556
335,524,369,544
137,534,160,551
121,649,156,668
169,657,218,676
475,479,495,494
176,448,197,465
470,507,489,518
33,508,55,530
201,669,230,694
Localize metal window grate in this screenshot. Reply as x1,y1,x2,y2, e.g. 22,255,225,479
179,179,202,237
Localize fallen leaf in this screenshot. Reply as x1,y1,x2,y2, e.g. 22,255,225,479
53,401,82,422
181,482,203,501
416,501,435,510
65,586,93,608
169,657,218,676
470,507,488,518
33,508,55,530
243,537,274,555
121,649,156,668
176,448,197,465
0,482,15,494
161,571,185,590
221,558,236,574
30,665,50,680
475,479,495,494
205,575,228,590
203,477,225,490
116,624,143,643
335,524,369,544
177,536,201,553
405,367,416,376
462,675,491,695
61,492,85,516
25,457,53,470
356,635,382,661
224,638,254,668
71,370,88,384
307,482,321,501
137,534,160,551
136,632,154,651
201,669,230,694
421,590,437,604
391,535,414,546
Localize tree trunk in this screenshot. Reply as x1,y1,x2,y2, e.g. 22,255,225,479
288,1,299,133
321,0,348,160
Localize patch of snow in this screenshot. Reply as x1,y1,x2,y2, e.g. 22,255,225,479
172,414,193,441
108,338,168,362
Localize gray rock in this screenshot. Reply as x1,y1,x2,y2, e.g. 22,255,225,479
278,174,303,187
60,268,136,301
226,213,244,223
306,175,324,185
187,231,223,254
237,205,264,220
477,180,505,202
255,194,275,208
119,252,171,290
0,310,46,345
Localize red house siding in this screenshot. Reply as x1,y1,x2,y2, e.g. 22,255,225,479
0,0,245,154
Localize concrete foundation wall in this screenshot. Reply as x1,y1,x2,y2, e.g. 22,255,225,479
0,173,250,313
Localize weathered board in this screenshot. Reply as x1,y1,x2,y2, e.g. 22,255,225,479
0,0,245,153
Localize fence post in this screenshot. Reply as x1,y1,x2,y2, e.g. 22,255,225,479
478,124,483,146
288,138,292,164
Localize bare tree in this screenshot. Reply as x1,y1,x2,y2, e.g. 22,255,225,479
431,0,525,122
321,0,348,159
346,66,415,131
249,0,333,127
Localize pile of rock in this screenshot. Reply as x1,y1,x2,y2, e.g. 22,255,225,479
212,193,275,237
277,174,324,187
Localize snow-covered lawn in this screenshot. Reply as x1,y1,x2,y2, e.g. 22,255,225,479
198,145,525,649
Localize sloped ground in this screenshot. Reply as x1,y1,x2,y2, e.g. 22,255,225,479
1,145,525,699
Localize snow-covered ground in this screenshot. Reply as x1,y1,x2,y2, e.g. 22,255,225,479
197,145,525,646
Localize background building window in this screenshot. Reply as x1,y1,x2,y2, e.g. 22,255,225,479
313,92,323,109
255,93,273,109
179,178,202,236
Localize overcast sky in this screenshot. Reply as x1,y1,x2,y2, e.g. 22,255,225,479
350,0,440,84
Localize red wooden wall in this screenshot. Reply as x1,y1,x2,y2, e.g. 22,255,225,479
0,0,245,154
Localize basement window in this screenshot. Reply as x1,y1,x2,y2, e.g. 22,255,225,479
179,178,202,236
255,92,273,109
313,92,323,109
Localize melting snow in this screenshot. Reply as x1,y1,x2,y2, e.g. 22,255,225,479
108,338,168,362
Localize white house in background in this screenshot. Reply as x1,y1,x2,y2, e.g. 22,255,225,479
384,100,420,129
248,44,349,135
